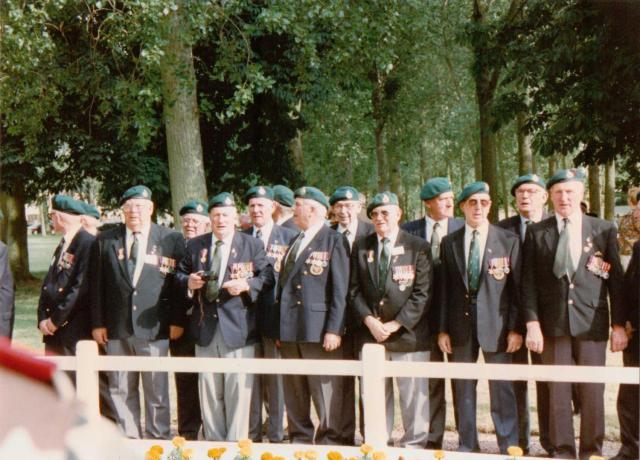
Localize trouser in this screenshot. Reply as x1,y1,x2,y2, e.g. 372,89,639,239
427,340,458,448
170,331,202,440
615,334,639,460
106,337,170,439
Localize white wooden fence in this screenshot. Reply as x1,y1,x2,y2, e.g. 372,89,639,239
43,340,638,457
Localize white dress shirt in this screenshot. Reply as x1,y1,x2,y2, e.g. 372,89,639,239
464,222,489,268
252,220,273,249
377,228,400,260
294,220,325,260
555,211,582,270
337,220,359,249
210,232,234,285
425,216,448,242
126,225,150,286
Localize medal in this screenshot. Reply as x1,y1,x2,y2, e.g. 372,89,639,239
274,259,281,273
310,264,323,275
398,284,406,292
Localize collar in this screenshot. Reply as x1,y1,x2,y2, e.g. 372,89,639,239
465,221,489,237
212,231,234,246
63,225,82,243
377,227,400,245
126,223,150,239
338,219,358,235
555,209,582,227
519,211,543,224
302,220,325,237
253,219,273,237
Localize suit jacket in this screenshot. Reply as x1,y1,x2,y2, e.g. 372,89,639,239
349,230,433,352
625,241,640,330
90,223,185,341
521,215,624,341
497,213,550,241
331,219,375,247
277,225,349,343
242,224,297,339
175,231,273,349
0,242,15,339
402,216,464,338
439,224,521,353
280,217,300,232
38,229,95,348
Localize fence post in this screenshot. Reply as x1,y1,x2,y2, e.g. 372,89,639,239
361,343,387,447
76,340,100,418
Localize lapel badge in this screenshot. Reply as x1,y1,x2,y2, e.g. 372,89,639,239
274,259,282,273
117,247,125,260
398,284,406,292
231,247,237,258
200,248,208,264
367,250,374,263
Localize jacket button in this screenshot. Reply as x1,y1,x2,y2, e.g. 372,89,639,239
296,300,301,305
303,271,308,275
216,299,220,303
379,300,384,306
133,290,137,296
296,285,302,289
213,314,218,319
43,286,47,291
465,312,470,317
569,283,574,289
58,288,63,292
133,305,137,311
46,308,50,313
568,299,574,305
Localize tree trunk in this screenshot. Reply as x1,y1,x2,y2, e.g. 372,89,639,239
0,184,31,281
372,80,387,191
548,155,558,177
517,112,533,174
288,130,305,178
604,160,615,221
476,93,499,222
160,6,208,220
588,164,601,217
39,201,49,236
497,131,509,219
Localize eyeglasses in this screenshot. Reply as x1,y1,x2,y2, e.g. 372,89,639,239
515,188,542,196
370,209,392,218
122,203,148,212
334,202,357,211
467,199,491,208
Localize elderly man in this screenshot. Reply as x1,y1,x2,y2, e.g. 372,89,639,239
522,169,626,459
277,186,349,445
243,185,297,443
497,173,551,455
272,184,299,231
90,185,185,439
175,192,273,441
402,177,464,449
80,202,101,236
329,185,374,445
169,199,209,440
349,191,433,448
38,195,95,358
438,181,522,454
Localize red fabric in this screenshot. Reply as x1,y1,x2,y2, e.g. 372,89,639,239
0,337,56,383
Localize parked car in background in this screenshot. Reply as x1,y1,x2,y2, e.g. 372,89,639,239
27,222,42,235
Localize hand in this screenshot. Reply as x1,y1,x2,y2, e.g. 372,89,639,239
275,339,281,348
610,325,629,352
222,278,250,296
382,320,402,334
364,316,390,343
188,272,206,290
525,321,544,354
39,319,55,336
92,327,108,345
437,333,452,354
170,325,184,341
625,320,635,339
506,332,523,353
323,332,341,352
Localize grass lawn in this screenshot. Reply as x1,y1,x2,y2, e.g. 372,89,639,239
12,234,624,447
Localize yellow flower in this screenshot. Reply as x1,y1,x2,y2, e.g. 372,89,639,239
150,445,164,455
182,448,194,460
294,452,305,460
507,446,523,457
360,444,374,455
588,457,604,460
304,450,318,460
372,452,386,460
261,452,274,460
145,451,161,460
274,456,286,460
208,447,227,458
238,439,253,449
433,450,445,460
349,457,358,460
239,445,253,458
327,451,343,460
172,436,187,448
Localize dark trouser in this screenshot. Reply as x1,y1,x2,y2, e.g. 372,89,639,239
615,334,639,460
338,333,357,445
44,342,76,384
451,338,518,454
170,332,201,440
542,336,606,460
427,340,458,449
279,342,344,445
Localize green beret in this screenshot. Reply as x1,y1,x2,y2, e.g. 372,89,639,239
81,202,101,219
179,199,208,217
367,191,399,217
420,177,452,201
510,173,546,196
457,181,490,204
244,185,274,204
294,186,329,209
546,168,586,190
329,186,359,205
119,185,152,205
273,185,295,207
52,195,85,215
208,192,236,211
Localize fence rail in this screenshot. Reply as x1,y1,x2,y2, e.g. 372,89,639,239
41,340,638,457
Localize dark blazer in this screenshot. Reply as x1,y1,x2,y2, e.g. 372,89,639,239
521,215,624,341
331,219,375,246
497,213,550,241
277,225,349,343
38,229,95,348
175,231,273,349
0,242,14,339
625,241,640,331
402,216,464,337
280,217,300,232
349,230,433,352
90,223,185,341
242,224,297,339
439,224,521,353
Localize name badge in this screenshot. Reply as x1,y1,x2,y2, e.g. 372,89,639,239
391,246,405,256
144,254,159,266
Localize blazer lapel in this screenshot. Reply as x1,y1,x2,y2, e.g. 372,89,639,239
385,232,408,293
224,232,241,282
113,227,132,287
480,226,498,286
543,219,559,254
451,229,468,290
576,216,594,272
137,224,161,283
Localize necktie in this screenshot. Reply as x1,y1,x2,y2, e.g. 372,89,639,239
343,229,351,238
431,222,441,264
205,240,224,302
280,232,304,283
378,237,391,295
468,230,480,294
256,228,263,240
553,218,575,279
128,232,140,278
522,220,532,242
